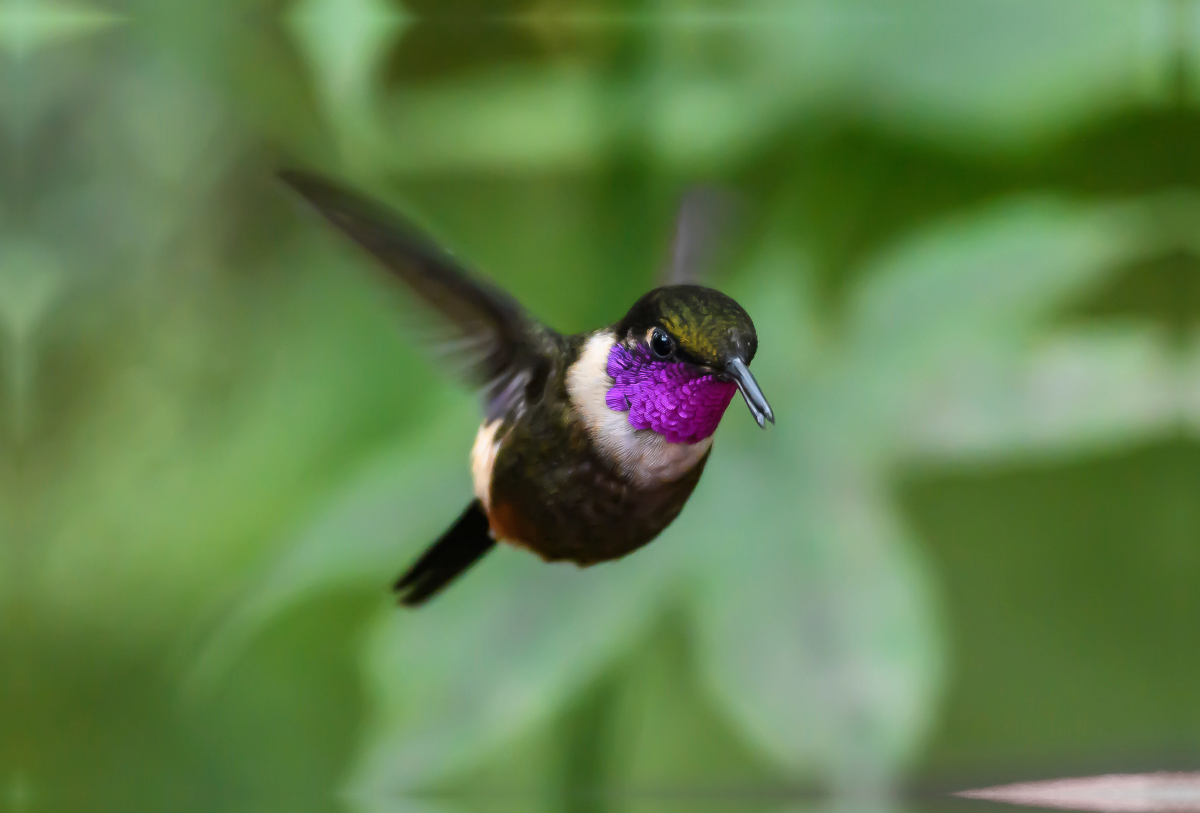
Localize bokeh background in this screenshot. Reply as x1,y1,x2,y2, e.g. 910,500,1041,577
3,1,1199,811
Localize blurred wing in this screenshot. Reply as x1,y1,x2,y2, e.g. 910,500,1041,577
281,170,560,419
662,185,740,286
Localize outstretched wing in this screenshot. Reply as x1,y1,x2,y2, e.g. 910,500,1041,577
662,185,740,286
281,170,560,420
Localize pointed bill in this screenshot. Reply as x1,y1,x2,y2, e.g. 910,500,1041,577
725,357,774,427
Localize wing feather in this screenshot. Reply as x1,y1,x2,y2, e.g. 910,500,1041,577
281,170,559,418
662,186,740,286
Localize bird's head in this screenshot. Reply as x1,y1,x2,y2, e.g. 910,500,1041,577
604,285,773,443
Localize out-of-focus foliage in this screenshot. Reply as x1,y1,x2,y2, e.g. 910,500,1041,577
3,0,1200,811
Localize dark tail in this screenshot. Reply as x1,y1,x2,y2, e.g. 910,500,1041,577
394,500,495,607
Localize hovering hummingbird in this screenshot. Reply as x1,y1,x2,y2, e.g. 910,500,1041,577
281,171,774,607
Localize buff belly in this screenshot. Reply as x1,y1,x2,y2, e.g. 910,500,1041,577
470,419,503,512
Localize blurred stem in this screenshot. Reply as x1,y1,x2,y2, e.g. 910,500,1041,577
555,675,622,813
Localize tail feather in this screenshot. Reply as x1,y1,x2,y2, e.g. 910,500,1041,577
394,500,495,607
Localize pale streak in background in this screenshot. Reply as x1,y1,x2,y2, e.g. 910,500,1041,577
960,773,1200,813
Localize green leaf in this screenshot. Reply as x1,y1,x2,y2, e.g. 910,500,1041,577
348,548,666,794
188,397,476,693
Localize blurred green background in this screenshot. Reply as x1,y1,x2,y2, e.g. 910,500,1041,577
3,0,1200,811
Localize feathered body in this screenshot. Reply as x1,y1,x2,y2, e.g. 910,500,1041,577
475,330,717,565
282,172,773,606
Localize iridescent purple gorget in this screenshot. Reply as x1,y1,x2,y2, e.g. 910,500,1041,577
604,343,737,444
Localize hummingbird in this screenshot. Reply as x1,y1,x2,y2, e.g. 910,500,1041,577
281,171,774,607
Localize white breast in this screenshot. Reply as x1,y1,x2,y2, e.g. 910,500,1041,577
565,331,713,487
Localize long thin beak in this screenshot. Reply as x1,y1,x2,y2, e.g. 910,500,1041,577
725,357,774,428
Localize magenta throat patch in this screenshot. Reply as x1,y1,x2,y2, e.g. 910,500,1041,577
604,343,737,444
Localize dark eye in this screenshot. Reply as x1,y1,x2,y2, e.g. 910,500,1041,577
649,328,675,360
